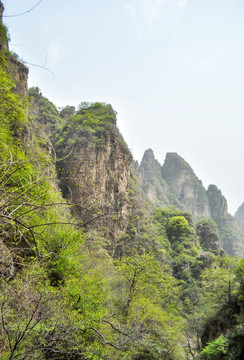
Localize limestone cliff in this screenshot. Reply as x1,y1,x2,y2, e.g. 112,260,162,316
135,150,211,218
28,93,133,252
235,202,244,231
136,150,244,256
133,149,176,207
161,152,211,218
27,87,243,256
0,2,28,96
55,103,132,249
207,185,228,223
9,56,29,95
207,185,244,256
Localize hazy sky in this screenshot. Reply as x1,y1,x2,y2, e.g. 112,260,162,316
3,0,244,214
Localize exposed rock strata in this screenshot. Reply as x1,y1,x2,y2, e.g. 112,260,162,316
135,150,244,256
207,185,228,222
10,56,29,95
57,126,132,246
162,152,211,218
133,149,175,207
0,2,28,95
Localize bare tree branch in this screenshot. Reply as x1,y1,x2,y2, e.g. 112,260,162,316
102,318,132,339
0,214,39,258
3,0,43,18
1,301,13,353
89,327,119,350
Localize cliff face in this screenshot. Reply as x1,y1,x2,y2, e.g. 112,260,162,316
235,202,244,231
0,2,28,95
55,103,132,249
27,86,244,257
162,152,211,218
28,93,133,251
133,149,174,207
136,150,244,256
9,56,29,95
207,185,228,222
57,131,132,231
207,185,244,256
136,150,211,218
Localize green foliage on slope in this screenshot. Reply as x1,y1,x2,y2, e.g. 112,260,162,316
54,101,129,160
0,27,243,360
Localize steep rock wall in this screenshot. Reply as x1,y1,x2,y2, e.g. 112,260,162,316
207,185,228,222
136,150,244,256
235,202,244,231
161,152,211,218
56,105,132,248
207,185,244,256
133,149,174,207
9,56,29,95
0,2,28,95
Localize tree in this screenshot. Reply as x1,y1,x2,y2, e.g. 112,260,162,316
200,334,228,360
113,253,184,359
201,255,238,306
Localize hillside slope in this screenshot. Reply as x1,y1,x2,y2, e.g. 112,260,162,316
0,3,244,359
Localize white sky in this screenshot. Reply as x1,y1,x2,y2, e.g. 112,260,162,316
3,0,244,215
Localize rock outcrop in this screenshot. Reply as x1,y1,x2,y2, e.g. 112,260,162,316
206,185,244,256
135,150,244,256
207,185,228,223
161,152,211,218
133,149,174,207
0,2,28,95
55,103,132,249
9,56,29,95
235,202,244,231
27,87,244,257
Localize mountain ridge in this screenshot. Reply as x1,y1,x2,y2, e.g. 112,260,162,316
135,149,244,256
1,3,244,357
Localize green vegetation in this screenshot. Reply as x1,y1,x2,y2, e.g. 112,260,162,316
0,23,243,360
29,86,61,130
200,334,228,359
0,21,9,44
54,101,129,160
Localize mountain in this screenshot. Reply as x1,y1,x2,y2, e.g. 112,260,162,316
0,3,244,359
136,149,244,256
161,152,211,218
132,149,177,208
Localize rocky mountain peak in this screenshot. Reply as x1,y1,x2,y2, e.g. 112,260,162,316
207,184,228,222
161,152,210,218
140,149,159,180
141,148,155,163
135,149,173,206
162,152,193,175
